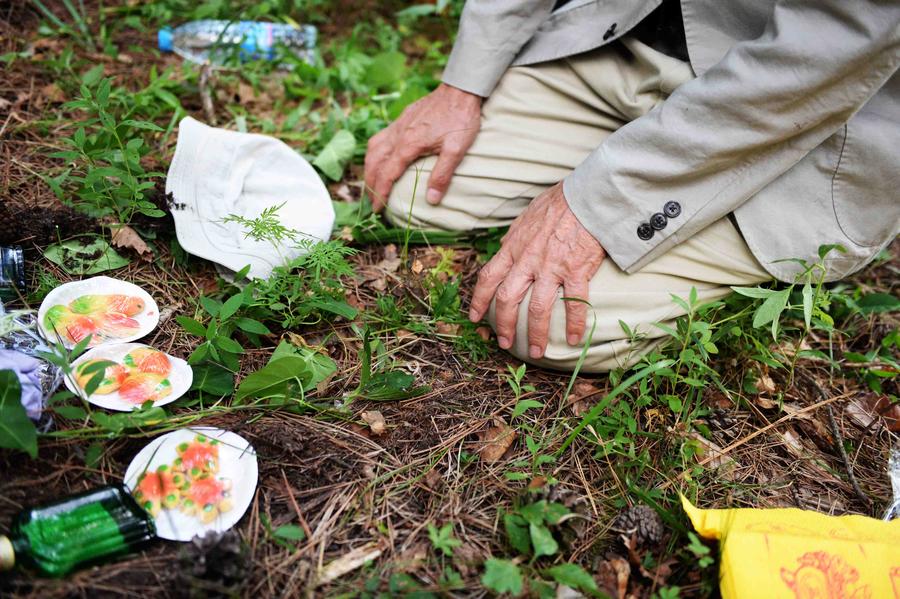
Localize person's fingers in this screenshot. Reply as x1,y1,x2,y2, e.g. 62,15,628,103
365,131,390,211
526,277,562,359
562,278,590,346
469,252,511,324
372,146,420,212
493,267,534,350
426,140,467,205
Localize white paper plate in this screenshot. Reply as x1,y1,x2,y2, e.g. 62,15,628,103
38,276,159,348
124,427,258,542
65,343,192,412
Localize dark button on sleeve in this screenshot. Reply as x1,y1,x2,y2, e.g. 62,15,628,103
603,23,617,40
637,223,654,240
650,213,667,230
663,201,681,218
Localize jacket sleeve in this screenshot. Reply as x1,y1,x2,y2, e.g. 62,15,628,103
441,0,557,97
563,0,900,273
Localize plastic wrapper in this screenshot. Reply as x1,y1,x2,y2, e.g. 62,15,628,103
682,495,900,599
885,447,900,521
0,306,61,429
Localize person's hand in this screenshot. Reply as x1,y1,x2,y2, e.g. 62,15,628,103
468,183,605,359
364,83,482,211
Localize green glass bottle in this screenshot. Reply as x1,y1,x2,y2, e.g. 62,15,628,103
0,485,156,577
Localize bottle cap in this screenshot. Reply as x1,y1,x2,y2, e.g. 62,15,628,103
0,535,14,570
158,27,174,52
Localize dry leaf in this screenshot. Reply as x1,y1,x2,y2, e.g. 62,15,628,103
476,326,492,342
845,393,900,432
40,83,65,104
479,419,516,463
335,184,355,202
597,557,630,599
435,321,459,336
339,225,354,242
755,372,777,395
568,380,602,416
111,224,152,258
361,411,386,436
689,432,738,476
317,542,383,585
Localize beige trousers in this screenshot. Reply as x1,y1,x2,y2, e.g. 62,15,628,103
386,39,772,372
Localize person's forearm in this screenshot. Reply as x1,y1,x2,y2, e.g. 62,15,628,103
442,0,556,97
565,0,900,273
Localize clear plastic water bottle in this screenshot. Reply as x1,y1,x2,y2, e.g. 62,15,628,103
158,20,317,66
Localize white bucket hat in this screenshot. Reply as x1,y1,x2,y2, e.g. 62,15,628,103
166,116,335,279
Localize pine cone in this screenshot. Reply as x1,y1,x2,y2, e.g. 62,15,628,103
611,504,664,547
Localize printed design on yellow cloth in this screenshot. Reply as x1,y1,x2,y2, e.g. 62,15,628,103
780,551,871,599
133,434,233,524
680,495,900,599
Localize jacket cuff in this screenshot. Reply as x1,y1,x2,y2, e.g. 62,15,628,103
441,33,518,98
563,147,691,274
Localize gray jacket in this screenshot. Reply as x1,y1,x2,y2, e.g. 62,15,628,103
442,0,900,281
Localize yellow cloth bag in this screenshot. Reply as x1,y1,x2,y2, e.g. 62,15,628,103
681,496,900,598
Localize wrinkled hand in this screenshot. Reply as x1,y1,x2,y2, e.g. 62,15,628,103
364,83,482,211
468,183,605,359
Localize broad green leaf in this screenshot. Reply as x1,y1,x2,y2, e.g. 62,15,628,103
856,293,900,314
219,293,244,321
120,119,164,132
190,364,234,396
481,558,523,596
731,286,776,299
43,238,130,275
53,405,88,420
176,316,207,337
312,129,356,181
82,65,105,86
545,563,598,594
0,370,37,457
235,317,271,335
529,523,559,557
503,513,531,555
752,288,790,329
199,296,221,318
365,51,406,89
235,356,315,402
309,297,358,320
801,281,813,329
85,442,104,468
273,524,306,542
214,335,244,354
511,399,543,420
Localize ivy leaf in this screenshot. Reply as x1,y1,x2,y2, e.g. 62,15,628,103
312,130,356,181
43,238,130,275
481,558,523,596
0,370,37,457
